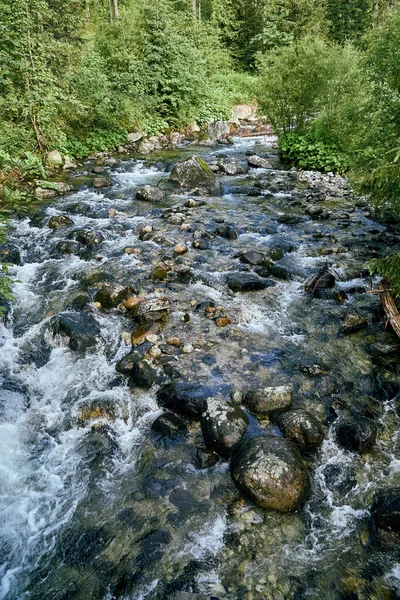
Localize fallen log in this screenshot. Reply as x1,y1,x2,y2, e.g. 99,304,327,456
379,281,400,338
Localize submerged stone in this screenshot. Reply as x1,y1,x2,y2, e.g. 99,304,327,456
336,416,377,453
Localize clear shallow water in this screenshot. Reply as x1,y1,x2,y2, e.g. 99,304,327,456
0,137,400,599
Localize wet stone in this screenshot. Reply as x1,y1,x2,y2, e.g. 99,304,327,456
230,435,310,512
226,272,268,292
92,177,110,188
151,412,187,439
371,488,400,537
48,215,73,230
245,385,293,416
129,359,155,388
50,311,101,352
200,397,249,459
215,224,238,240
336,416,377,453
136,185,165,202
157,382,217,420
275,409,325,451
342,314,368,334
247,155,272,169
239,250,268,266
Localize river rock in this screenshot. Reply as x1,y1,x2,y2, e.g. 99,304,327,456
276,409,325,451
136,185,165,202
92,177,110,188
170,156,220,195
371,489,400,536
230,435,310,512
207,120,231,140
56,240,81,255
157,382,216,420
48,215,74,230
94,285,133,309
200,397,249,459
0,243,21,265
247,155,272,169
342,314,368,334
336,416,377,453
239,250,268,266
129,297,171,322
151,412,188,439
305,265,335,294
74,230,104,246
226,272,268,292
218,158,246,175
215,224,238,240
129,359,155,388
245,385,293,416
116,351,140,375
51,312,101,351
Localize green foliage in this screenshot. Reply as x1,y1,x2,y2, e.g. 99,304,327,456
368,254,400,294
257,37,367,136
325,0,374,43
279,131,348,173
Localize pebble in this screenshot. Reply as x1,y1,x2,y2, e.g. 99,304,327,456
108,208,117,218
167,337,181,347
148,347,161,359
174,243,189,255
145,334,159,344
216,317,231,327
183,343,193,353
125,296,145,310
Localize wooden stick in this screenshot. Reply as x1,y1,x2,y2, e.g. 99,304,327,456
380,281,400,338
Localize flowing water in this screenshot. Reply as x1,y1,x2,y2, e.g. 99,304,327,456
1,136,400,600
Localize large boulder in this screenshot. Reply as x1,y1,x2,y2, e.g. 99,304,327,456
46,150,63,167
200,398,249,459
136,185,165,202
156,382,217,420
170,157,220,195
336,416,377,453
231,104,254,122
226,272,270,292
207,120,231,140
230,435,310,512
50,312,101,351
276,409,325,451
245,385,293,416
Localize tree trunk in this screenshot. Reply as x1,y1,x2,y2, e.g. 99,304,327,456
192,0,197,19
112,0,119,19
